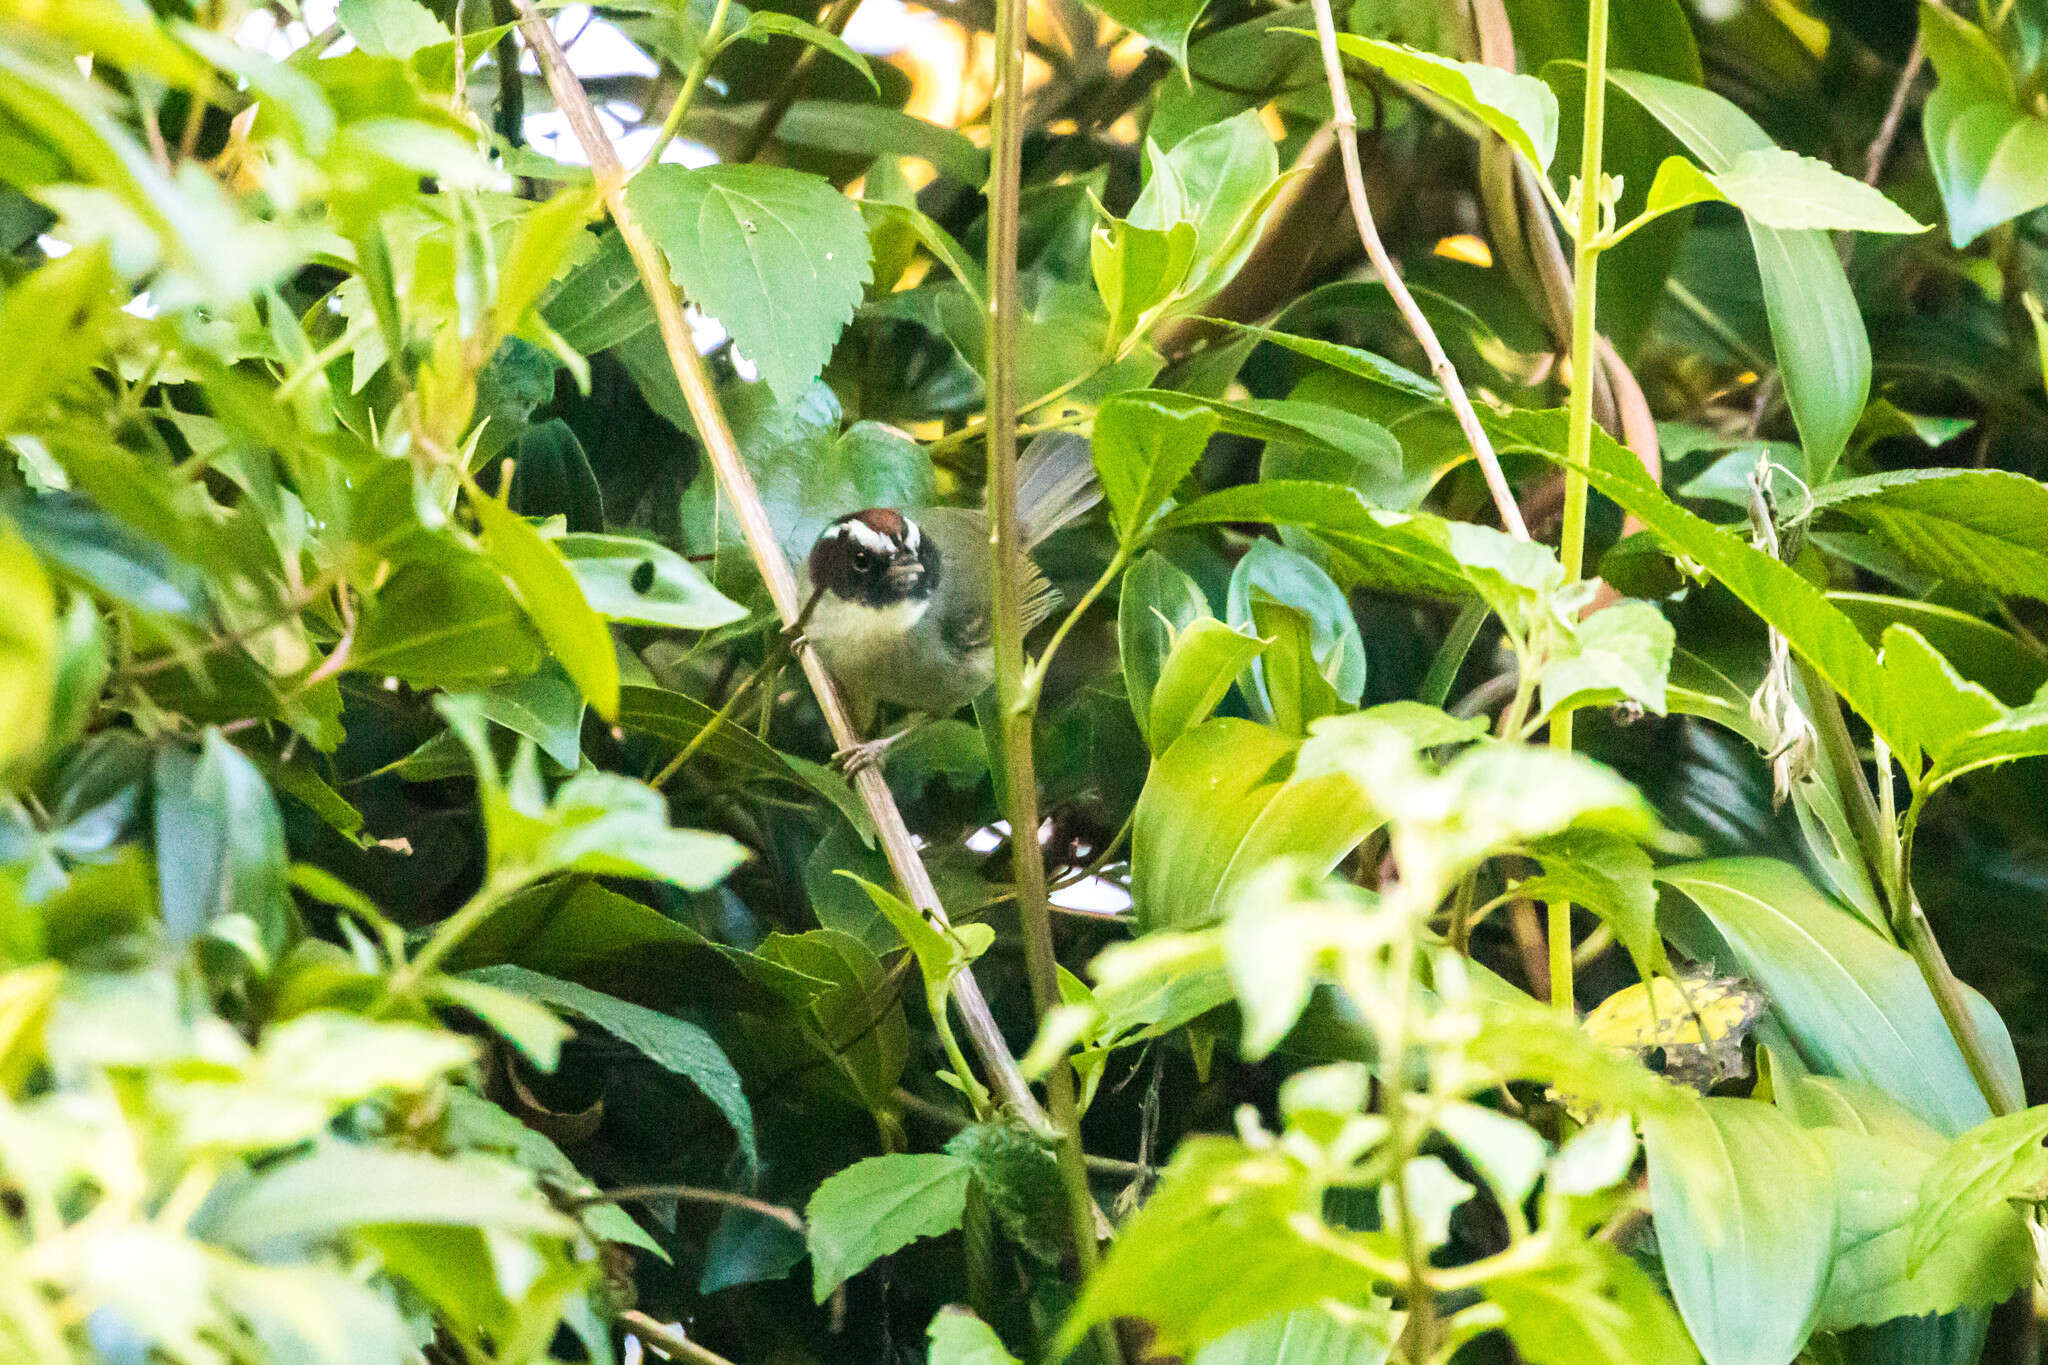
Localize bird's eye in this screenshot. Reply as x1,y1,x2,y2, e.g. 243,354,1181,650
850,548,875,572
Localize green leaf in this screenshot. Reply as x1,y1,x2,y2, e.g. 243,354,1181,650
1132,719,1378,931
0,524,55,776
1507,411,1913,758
1156,482,1471,599
1779,1077,2032,1329
1484,1239,1699,1365
1221,862,1381,1059
1189,1303,1394,1365
1092,214,1197,348
1092,391,1220,545
496,186,598,336
617,682,788,782
1326,35,1559,170
750,102,988,185
1130,113,1290,302
1880,625,2003,763
475,663,586,772
1811,467,2048,606
1830,590,2048,706
1927,695,2048,793
467,484,619,722
1119,550,1213,749
557,532,746,630
1083,0,1213,69
152,731,290,953
1515,830,1666,980
1435,1100,1546,1212
1539,598,1675,719
1920,3,2048,247
352,551,543,690
1638,149,1926,234
1606,69,1868,471
627,164,872,403
1246,599,1340,736
1644,1096,1834,1365
0,244,117,436
1659,858,2021,1138
1057,1137,1380,1356
1227,540,1368,722
724,12,878,91
1907,1105,2048,1272
927,1308,1021,1365
463,963,756,1172
432,975,575,1072
203,1144,576,1254
1147,617,1267,757
337,0,450,57
756,929,909,1110
806,1153,972,1301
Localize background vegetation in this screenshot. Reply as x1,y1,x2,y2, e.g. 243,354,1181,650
3,0,2048,1362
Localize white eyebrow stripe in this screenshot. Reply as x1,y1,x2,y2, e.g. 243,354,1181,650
839,518,895,555
902,519,920,552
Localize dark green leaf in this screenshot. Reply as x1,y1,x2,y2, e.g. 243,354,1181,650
806,1153,972,1301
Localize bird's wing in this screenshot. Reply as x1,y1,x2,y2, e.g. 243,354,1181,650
1016,431,1101,550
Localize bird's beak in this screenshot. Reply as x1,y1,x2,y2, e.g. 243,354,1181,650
885,553,924,594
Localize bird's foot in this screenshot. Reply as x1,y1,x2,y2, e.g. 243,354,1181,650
832,730,907,777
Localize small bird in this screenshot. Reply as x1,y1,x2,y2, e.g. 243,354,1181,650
801,433,1099,770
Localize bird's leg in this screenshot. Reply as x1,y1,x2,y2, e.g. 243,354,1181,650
782,584,825,657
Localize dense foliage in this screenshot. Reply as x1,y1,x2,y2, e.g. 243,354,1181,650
5,0,2048,1362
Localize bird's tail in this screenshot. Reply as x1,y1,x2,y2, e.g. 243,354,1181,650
1016,431,1101,550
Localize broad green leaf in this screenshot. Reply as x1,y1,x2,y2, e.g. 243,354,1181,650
1485,1239,1699,1365
806,1153,972,1301
628,163,872,403
1638,150,1925,234
202,1144,576,1254
10,491,206,621
1928,695,2048,793
440,695,748,891
1327,35,1559,170
1659,859,2020,1137
464,963,756,1171
1606,69,1868,471
859,199,988,309
1506,411,1913,758
496,186,598,337
1132,718,1378,931
1129,113,1285,301
0,245,116,435
756,929,909,1110
1645,1096,1834,1365
617,682,788,782
1083,0,1213,69
1190,1303,1394,1365
1384,1155,1475,1250
431,975,574,1071
928,1308,1021,1365
1907,1105,2048,1272
1227,540,1367,723
1119,550,1213,748
352,552,543,690
1156,482,1471,598
1221,862,1386,1059
1779,1077,2032,1329
1434,1100,1547,1211
337,0,450,57
1539,598,1675,719
1091,214,1197,348
1920,3,2048,247
1247,599,1341,736
1811,467,2048,606
557,532,746,629
1148,617,1267,756
1831,591,2048,706
476,663,585,772
152,731,290,953
1880,625,2002,763
1466,996,1687,1117
724,12,878,91
0,524,55,775
468,485,619,721
1514,830,1666,980
542,229,652,354
1057,1137,1380,1356
1091,391,1219,544
944,1123,1066,1263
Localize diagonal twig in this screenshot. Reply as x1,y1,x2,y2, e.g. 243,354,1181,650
1304,0,1530,542
510,0,1048,1130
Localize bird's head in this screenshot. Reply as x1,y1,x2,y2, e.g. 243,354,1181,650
807,509,940,608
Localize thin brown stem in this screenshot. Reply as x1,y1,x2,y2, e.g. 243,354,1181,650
619,1311,740,1365
569,1184,804,1233
510,0,1047,1130
731,0,861,163
1305,0,1529,543
1865,37,1926,188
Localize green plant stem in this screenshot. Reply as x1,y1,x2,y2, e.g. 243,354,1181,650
635,0,734,175
1379,916,1434,1358
374,876,515,1010
984,0,1117,1355
1547,0,1613,1021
